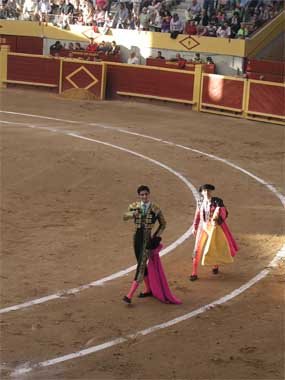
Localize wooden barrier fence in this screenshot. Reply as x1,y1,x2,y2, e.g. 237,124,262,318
0,46,284,125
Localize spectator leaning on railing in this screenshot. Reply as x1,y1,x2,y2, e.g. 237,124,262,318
0,0,282,41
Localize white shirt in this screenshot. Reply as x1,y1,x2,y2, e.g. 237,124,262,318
141,201,150,214
127,56,139,64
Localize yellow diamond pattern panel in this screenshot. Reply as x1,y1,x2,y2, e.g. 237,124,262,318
179,36,200,51
66,65,99,90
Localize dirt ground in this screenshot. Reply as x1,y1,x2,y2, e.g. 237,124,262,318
0,88,284,380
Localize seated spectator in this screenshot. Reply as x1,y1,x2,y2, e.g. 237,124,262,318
50,40,63,54
197,24,208,36
127,51,139,64
177,54,187,69
68,42,74,49
216,9,225,24
92,20,100,33
198,9,209,26
75,13,84,25
216,22,231,37
184,19,197,35
230,11,241,36
207,22,217,37
170,13,184,38
155,50,165,59
97,40,108,53
206,56,214,64
75,42,83,50
236,22,248,38
171,53,187,69
86,37,98,52
224,21,231,37
161,10,171,32
193,52,202,63
107,40,120,55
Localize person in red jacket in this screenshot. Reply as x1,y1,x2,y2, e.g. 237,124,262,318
86,37,98,53
184,20,197,35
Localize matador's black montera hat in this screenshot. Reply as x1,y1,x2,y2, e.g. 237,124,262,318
199,184,215,192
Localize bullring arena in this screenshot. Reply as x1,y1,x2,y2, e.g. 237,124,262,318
0,87,284,379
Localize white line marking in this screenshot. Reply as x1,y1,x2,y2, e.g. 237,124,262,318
11,245,285,376
0,124,198,315
1,112,284,376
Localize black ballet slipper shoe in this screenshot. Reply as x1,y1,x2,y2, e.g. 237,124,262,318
190,275,198,281
123,295,131,304
138,292,152,298
212,268,219,275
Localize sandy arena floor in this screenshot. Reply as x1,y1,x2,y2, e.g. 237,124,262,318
0,88,284,380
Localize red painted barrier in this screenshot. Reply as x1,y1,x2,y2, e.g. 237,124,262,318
146,58,215,74
106,64,195,103
202,64,215,74
248,82,285,117
146,58,167,67
62,61,103,97
201,75,244,110
0,35,43,54
16,36,43,55
7,54,60,86
247,59,285,75
246,59,285,83
247,72,284,83
0,35,17,51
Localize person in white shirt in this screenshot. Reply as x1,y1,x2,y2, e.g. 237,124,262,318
131,0,141,17
216,22,231,38
127,51,139,64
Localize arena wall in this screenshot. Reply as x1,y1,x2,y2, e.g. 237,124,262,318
1,47,284,125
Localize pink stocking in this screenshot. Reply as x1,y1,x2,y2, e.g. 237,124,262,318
191,257,199,276
127,281,139,299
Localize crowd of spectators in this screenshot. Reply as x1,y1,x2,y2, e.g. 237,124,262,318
49,37,120,56
0,0,283,39
149,50,214,65
182,0,283,38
